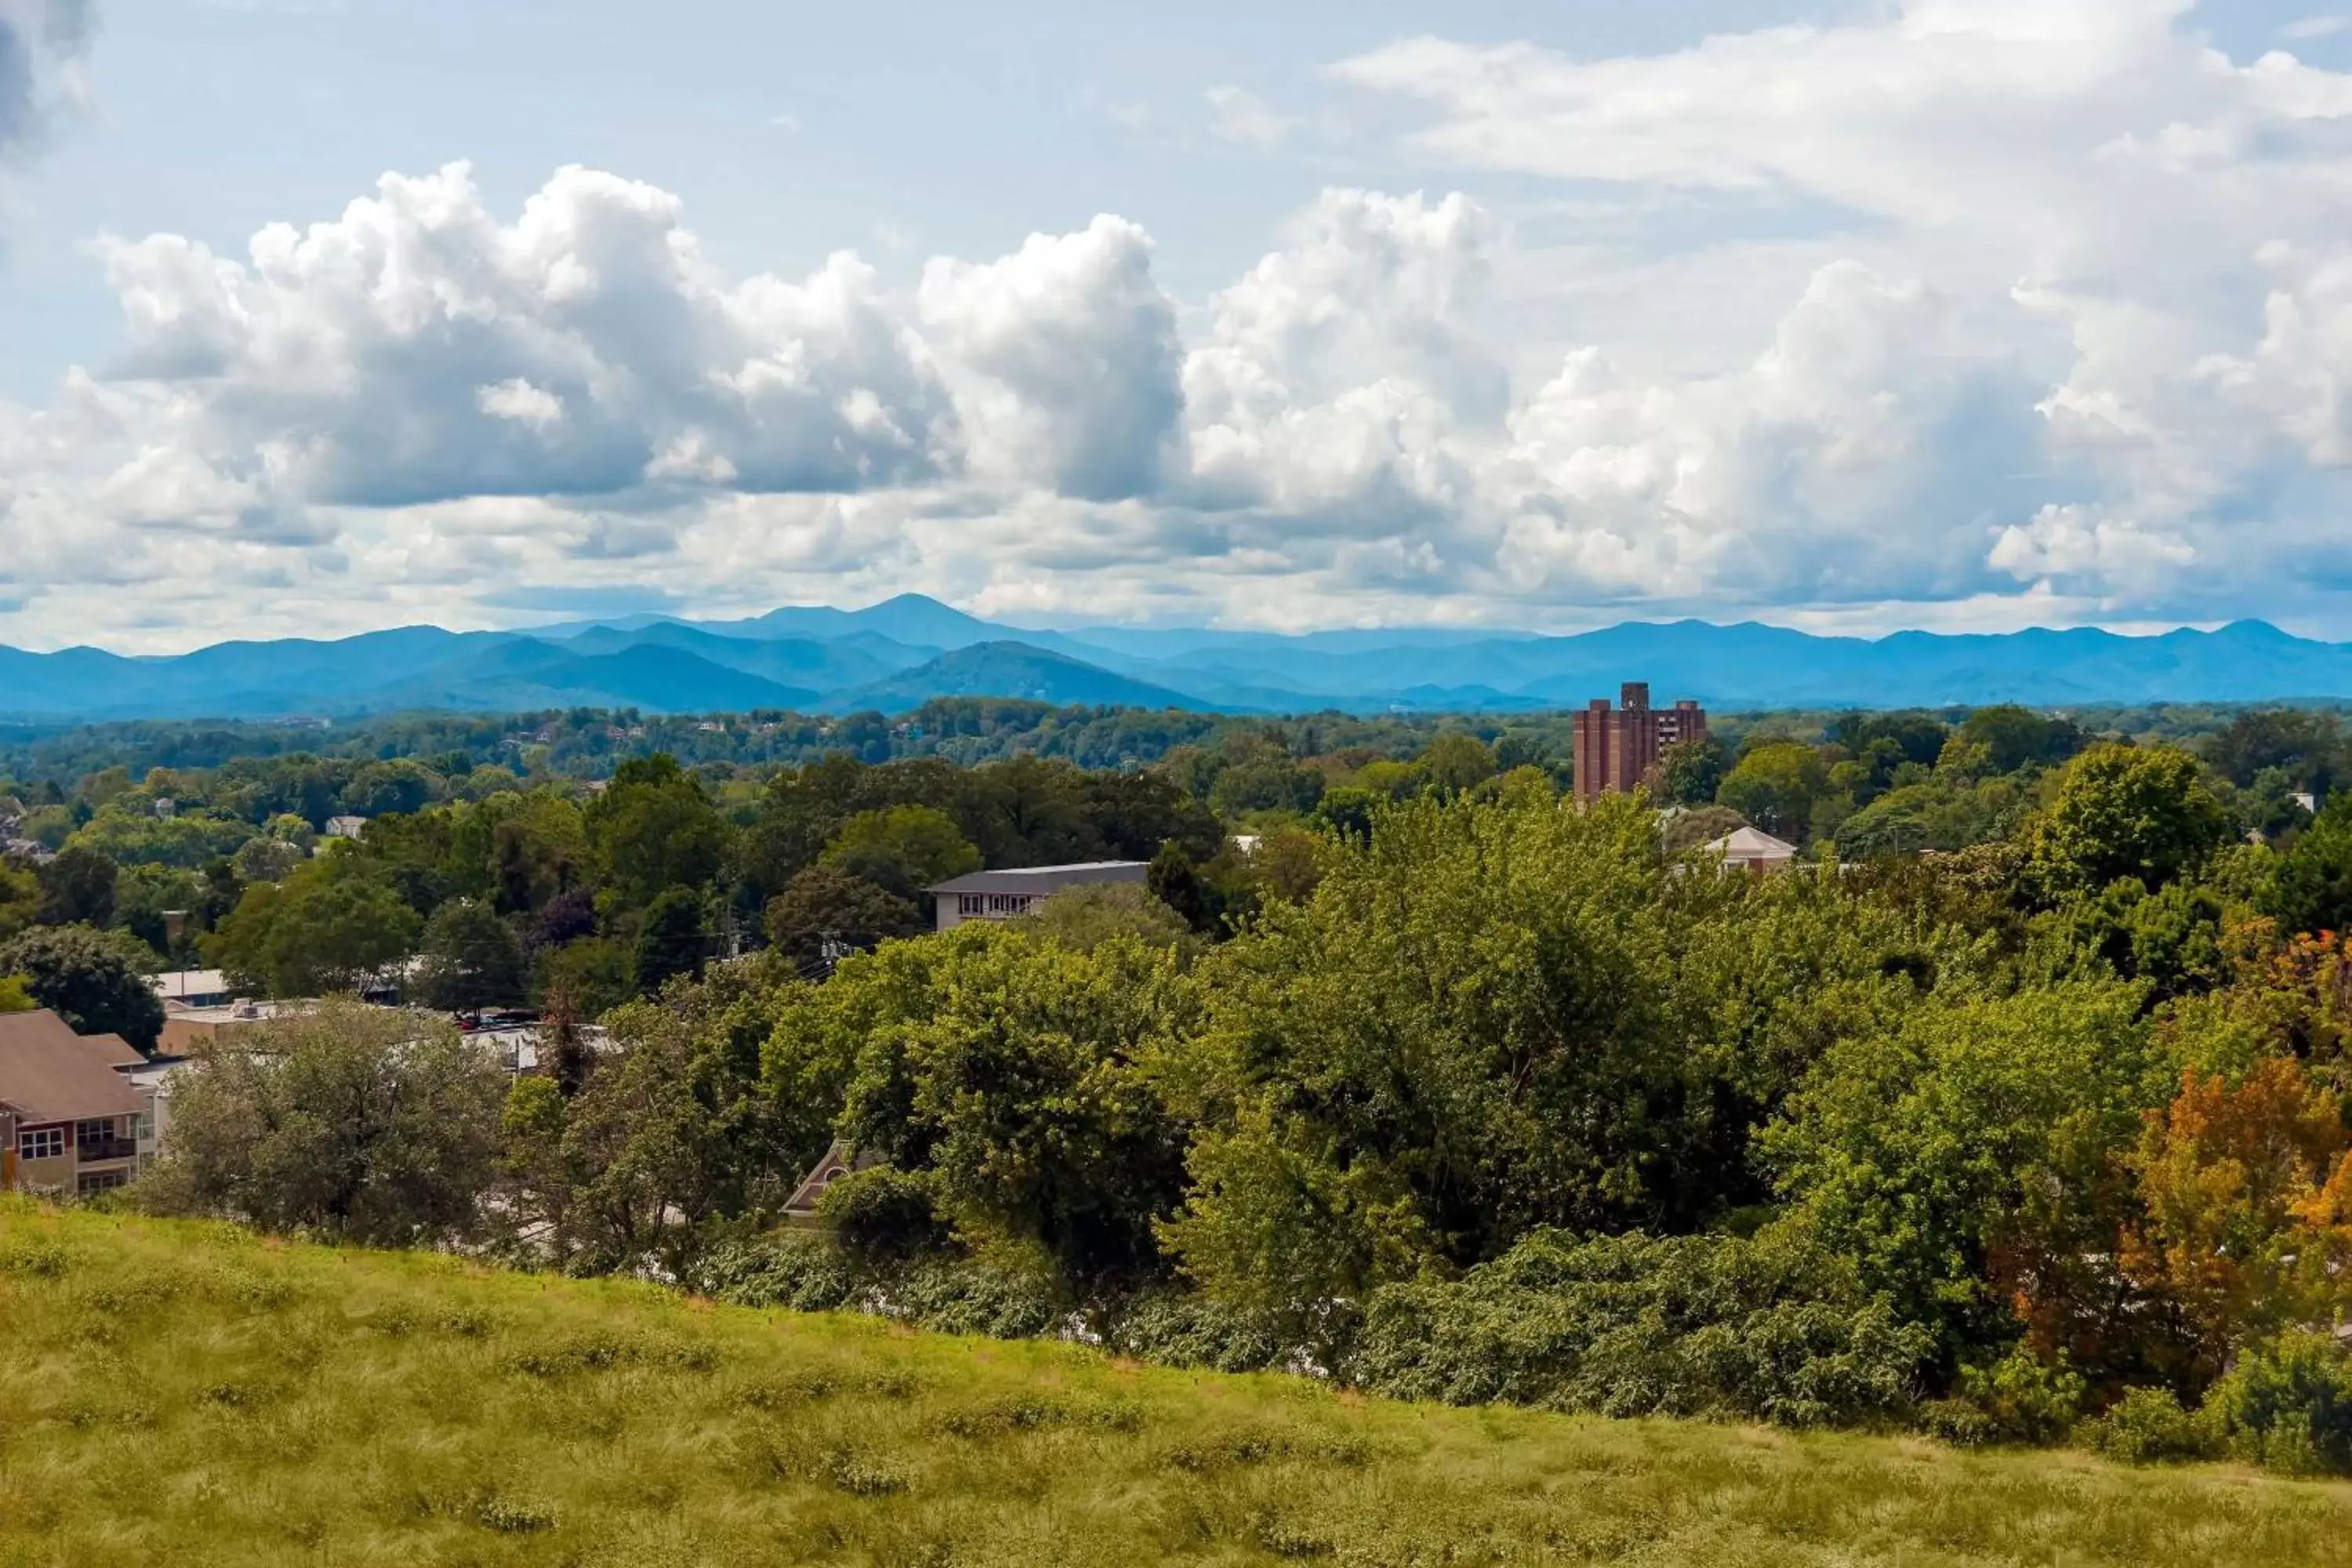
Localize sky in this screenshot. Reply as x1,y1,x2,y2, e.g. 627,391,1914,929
5,0,2352,652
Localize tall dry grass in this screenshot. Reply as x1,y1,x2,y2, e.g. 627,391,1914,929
5,1200,2350,1566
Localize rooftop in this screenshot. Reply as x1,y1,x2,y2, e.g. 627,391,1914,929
1704,827,1801,860
78,1033,147,1070
153,970,230,1004
0,1011,147,1123
928,861,1150,895
165,999,318,1027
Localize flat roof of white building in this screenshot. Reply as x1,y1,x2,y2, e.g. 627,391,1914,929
152,970,229,1003
929,861,1149,895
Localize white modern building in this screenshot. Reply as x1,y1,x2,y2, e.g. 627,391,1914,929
927,861,1150,931
151,969,232,1009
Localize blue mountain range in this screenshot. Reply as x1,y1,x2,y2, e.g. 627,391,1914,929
4,595,2349,720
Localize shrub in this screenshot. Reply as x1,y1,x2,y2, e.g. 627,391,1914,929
1918,1399,2000,1448
2082,1387,2220,1465
816,1166,951,1261
692,1233,1062,1341
2205,1333,2352,1476
1951,1345,2085,1446
1104,1292,1293,1374
1341,1227,1930,1428
890,1258,1062,1339
691,1236,857,1314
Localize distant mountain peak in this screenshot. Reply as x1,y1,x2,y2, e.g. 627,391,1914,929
1,612,2347,721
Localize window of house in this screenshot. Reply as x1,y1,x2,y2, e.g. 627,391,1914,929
78,1119,116,1145
18,1127,64,1160
76,1167,129,1196
960,895,983,916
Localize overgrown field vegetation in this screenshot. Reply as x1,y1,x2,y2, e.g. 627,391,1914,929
27,703,2352,1503
6,1203,2352,1568
97,751,2352,1475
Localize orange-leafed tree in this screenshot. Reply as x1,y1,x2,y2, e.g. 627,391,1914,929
2121,1057,2352,1388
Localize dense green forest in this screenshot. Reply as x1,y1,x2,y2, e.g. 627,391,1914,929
1,692,2336,786
17,700,2352,1472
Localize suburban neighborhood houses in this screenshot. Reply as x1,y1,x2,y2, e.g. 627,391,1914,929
0,1010,156,1195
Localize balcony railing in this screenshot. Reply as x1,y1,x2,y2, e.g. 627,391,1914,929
77,1139,140,1163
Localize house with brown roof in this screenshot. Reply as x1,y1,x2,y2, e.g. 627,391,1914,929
782,1140,882,1220
0,1010,156,1196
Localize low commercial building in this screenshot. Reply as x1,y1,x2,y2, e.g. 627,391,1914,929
153,969,232,1010
158,997,317,1057
0,1010,156,1196
927,861,1150,931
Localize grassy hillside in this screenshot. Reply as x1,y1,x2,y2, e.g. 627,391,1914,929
5,1205,2352,1566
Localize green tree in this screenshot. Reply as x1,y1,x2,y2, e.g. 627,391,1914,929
821,804,982,899
2203,709,2343,792
509,964,807,1273
1762,982,2160,1369
2024,744,2234,900
67,807,252,870
585,754,730,912
531,935,634,1019
1835,775,2030,860
203,860,423,996
488,793,586,915
763,866,922,970
36,844,118,927
112,863,201,963
415,898,527,1014
1020,881,1194,954
632,887,708,996
1147,843,1221,935
1156,789,1932,1335
1959,705,2085,773
0,974,33,1012
1657,736,1727,808
1206,735,1326,819
341,758,437,818
0,923,165,1050
740,753,869,905
0,861,42,942
1079,770,1224,863
1312,786,1381,844
232,835,304,884
1418,733,1497,798
1716,742,1828,840
141,998,506,1246
1833,712,1953,771
2269,790,2352,939
835,924,1194,1282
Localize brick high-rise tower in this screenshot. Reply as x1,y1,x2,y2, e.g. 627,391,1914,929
1570,682,1706,804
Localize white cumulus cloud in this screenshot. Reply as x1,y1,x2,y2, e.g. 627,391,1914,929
1203,85,1298,151
13,0,2352,647
919,214,1185,501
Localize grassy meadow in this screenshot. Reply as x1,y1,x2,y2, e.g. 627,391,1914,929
5,1203,2352,1566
